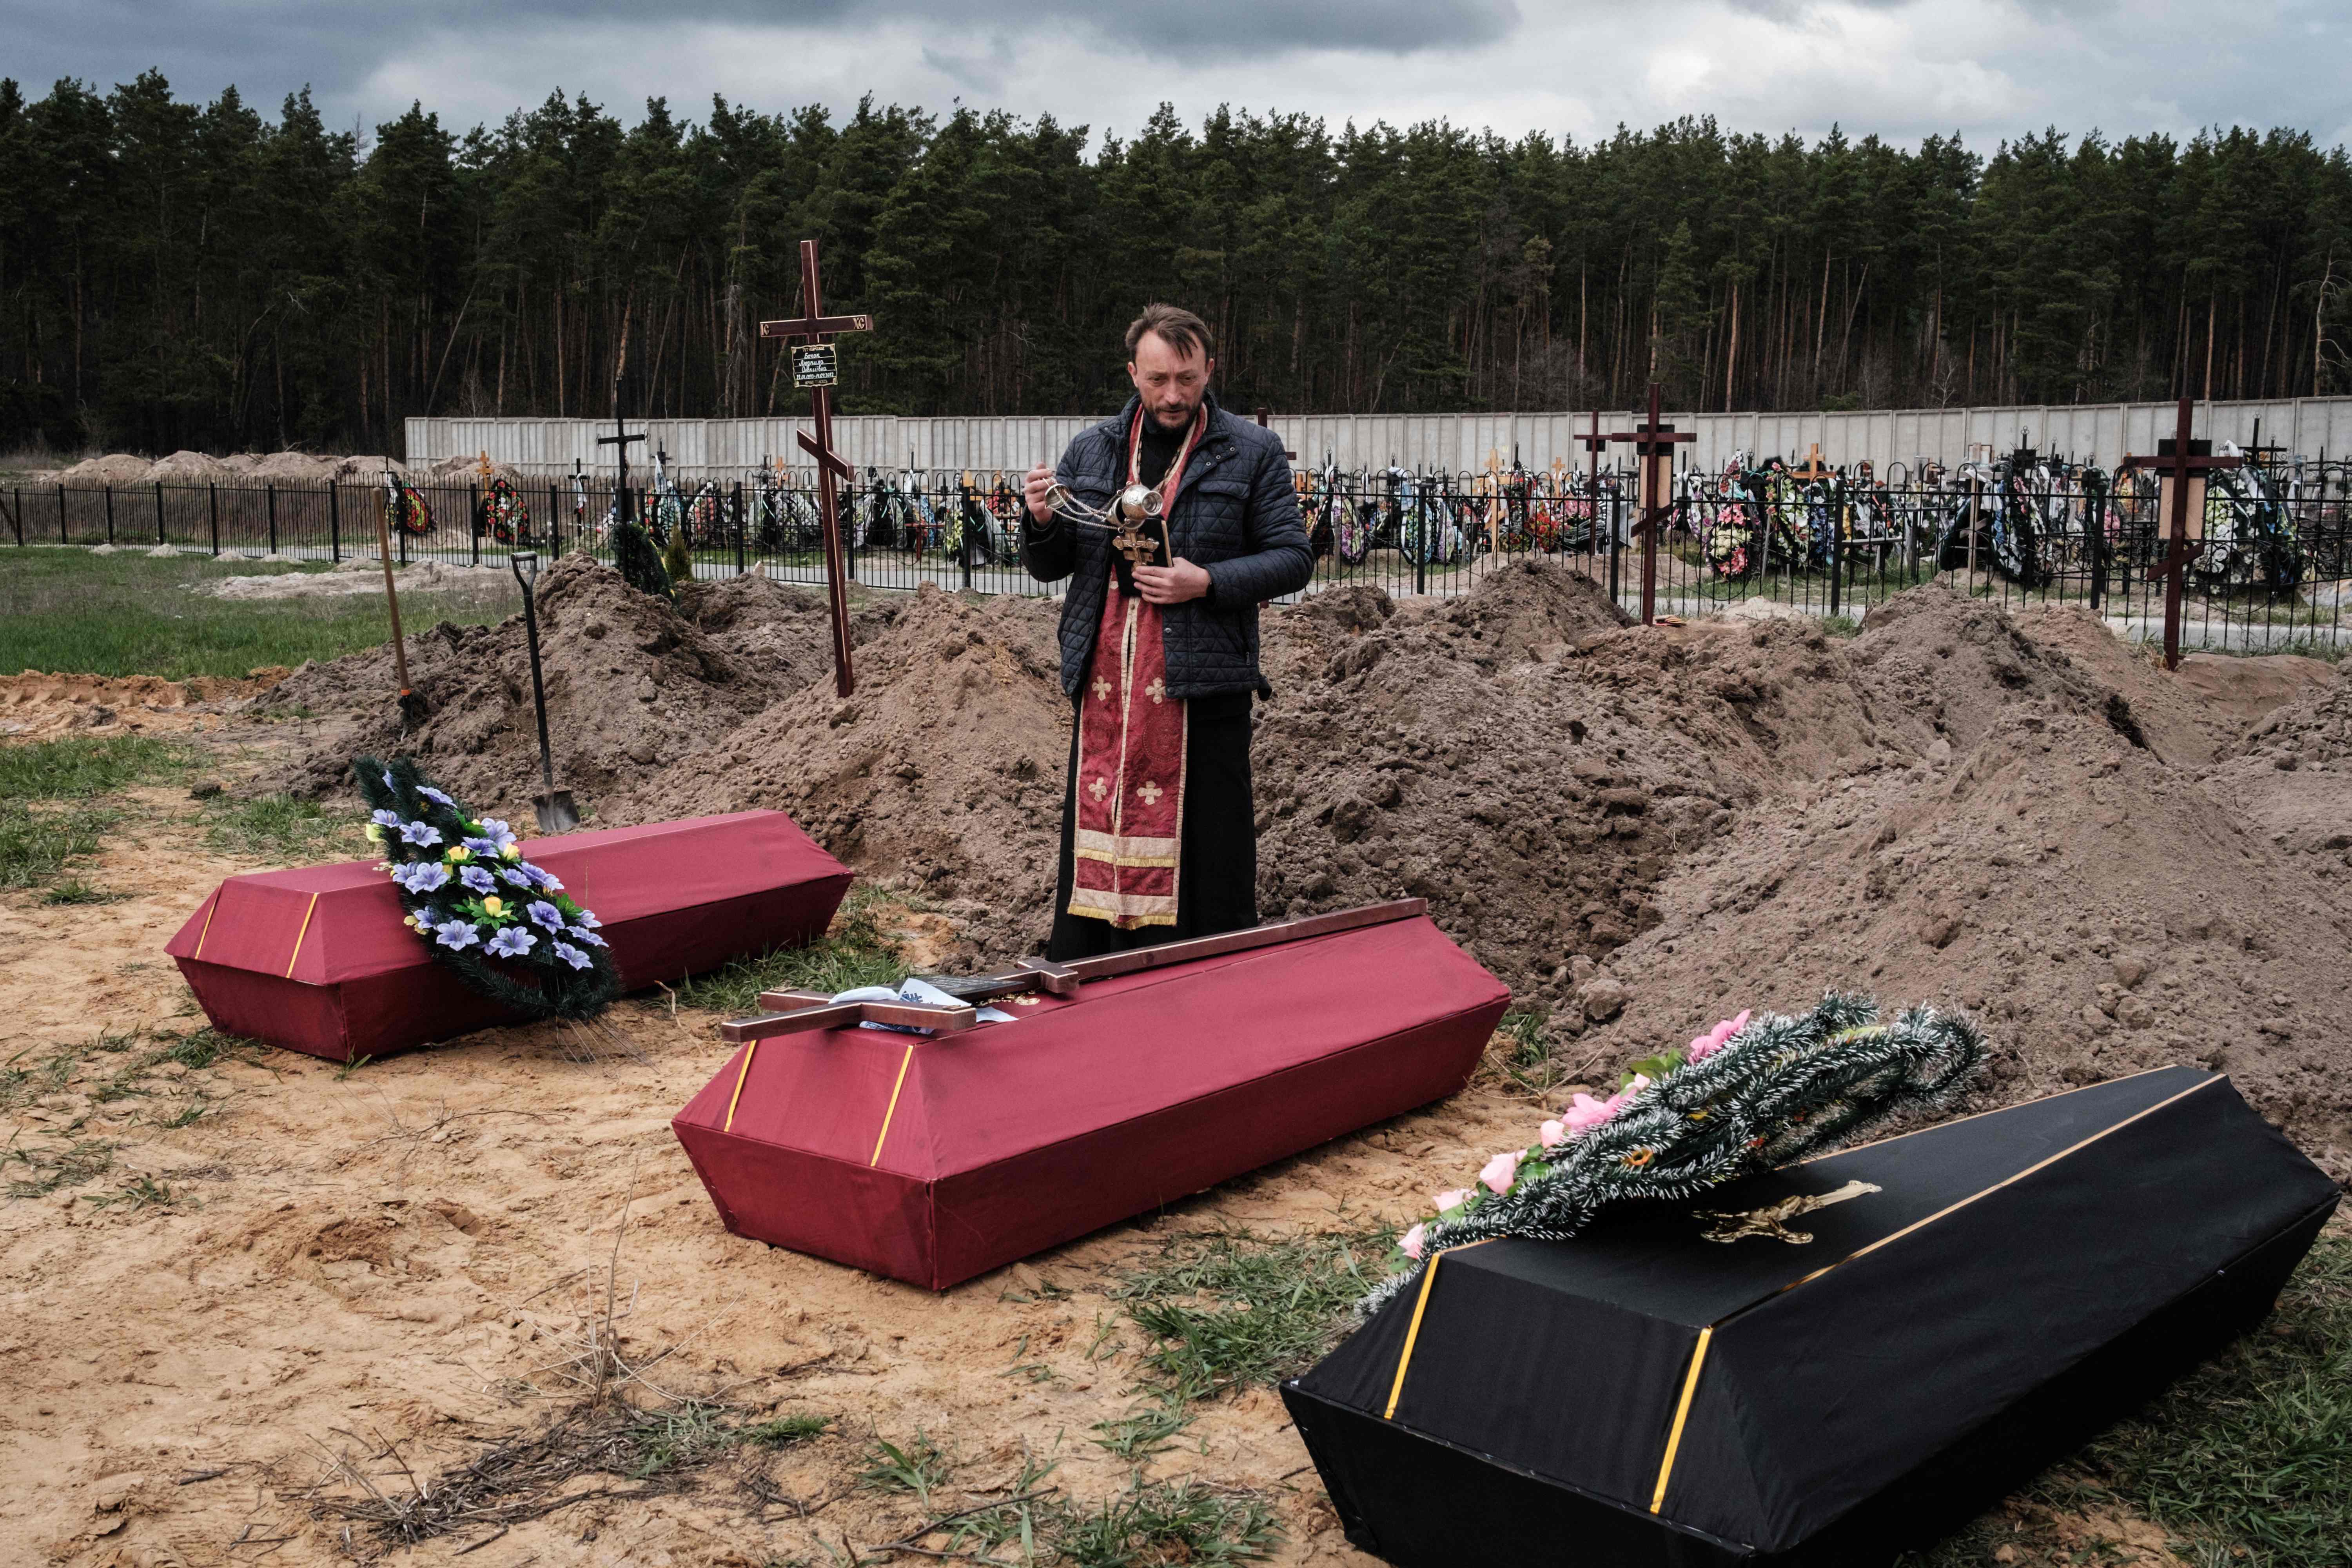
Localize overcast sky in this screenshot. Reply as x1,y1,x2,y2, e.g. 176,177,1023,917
9,0,2347,154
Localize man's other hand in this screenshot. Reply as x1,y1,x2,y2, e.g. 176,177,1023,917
1132,558,1211,605
1023,463,1056,524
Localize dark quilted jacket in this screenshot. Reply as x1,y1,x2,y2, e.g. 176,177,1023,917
1020,394,1312,700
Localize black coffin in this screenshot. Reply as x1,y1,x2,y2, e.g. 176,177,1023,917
1283,1067,2339,1568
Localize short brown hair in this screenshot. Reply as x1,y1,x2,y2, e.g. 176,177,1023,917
1125,303,1215,362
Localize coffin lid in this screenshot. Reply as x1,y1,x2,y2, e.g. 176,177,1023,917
1292,1067,2339,1554
676,914,1510,1179
166,811,849,986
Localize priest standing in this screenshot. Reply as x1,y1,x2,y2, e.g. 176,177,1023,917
1019,304,1312,960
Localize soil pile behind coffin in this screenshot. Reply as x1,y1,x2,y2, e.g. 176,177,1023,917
620,584,1071,961
258,557,853,823
1574,591,2352,1178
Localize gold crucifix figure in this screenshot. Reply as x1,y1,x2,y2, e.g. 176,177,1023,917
1113,524,1164,570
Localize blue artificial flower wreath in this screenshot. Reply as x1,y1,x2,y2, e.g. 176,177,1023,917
356,756,620,1021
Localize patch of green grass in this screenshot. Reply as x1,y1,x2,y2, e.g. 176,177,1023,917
1089,1403,1192,1461
860,1433,956,1510
0,800,116,889
1114,1225,1394,1403
147,1026,247,1071
85,1173,175,1212
203,793,362,862
621,1399,735,1480
3,1135,116,1199
857,1446,1276,1568
0,734,193,800
734,1413,828,1448
1056,1480,1279,1567
152,1098,210,1129
0,546,515,679
679,888,908,1016
2243,633,2351,664
42,877,127,904
1495,1009,1561,1095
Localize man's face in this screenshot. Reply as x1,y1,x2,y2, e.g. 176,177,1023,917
1128,331,1213,430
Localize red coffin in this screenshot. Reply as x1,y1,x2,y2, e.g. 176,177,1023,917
167,811,852,1062
670,914,1512,1290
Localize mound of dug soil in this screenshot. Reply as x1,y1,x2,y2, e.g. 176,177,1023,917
254,555,2349,1172
620,584,1071,960
1574,592,2352,1178
259,557,854,822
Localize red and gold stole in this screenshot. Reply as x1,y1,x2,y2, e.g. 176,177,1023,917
1067,406,1207,929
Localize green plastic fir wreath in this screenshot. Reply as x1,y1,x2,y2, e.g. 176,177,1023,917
355,755,621,1020
1363,992,1987,1314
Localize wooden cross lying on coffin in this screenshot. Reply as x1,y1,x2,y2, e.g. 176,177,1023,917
718,898,1429,1043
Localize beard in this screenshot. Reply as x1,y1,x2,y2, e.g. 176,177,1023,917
1148,391,1203,429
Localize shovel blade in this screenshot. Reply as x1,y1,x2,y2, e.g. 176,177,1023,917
534,789,580,834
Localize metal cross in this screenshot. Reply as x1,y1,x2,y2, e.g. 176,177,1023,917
757,240,873,698
2121,397,2241,671
596,415,646,526
1607,382,1695,625
1113,526,1163,570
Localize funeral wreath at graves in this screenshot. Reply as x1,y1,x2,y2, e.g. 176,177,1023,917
354,755,621,1019
1370,991,1987,1312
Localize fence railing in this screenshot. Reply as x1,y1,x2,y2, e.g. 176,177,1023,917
7,462,2348,652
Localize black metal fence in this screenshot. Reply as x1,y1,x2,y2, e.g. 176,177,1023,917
7,459,2348,651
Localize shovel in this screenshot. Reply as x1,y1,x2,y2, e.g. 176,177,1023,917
375,474,426,727
509,551,580,833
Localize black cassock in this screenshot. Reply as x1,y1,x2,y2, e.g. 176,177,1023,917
1046,688,1257,962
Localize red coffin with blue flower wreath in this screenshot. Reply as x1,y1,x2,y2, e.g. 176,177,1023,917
165,811,852,1062
669,912,1513,1290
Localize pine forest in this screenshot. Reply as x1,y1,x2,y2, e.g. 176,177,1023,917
4,71,2350,456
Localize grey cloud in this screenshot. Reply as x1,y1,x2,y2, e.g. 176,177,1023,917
5,0,1522,107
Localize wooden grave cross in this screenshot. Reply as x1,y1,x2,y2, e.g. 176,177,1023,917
1791,443,1835,486
2120,396,2241,671
1608,382,1695,625
759,238,873,698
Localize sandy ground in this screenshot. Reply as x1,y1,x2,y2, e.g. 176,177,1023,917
0,776,1530,1567
5,570,2347,1567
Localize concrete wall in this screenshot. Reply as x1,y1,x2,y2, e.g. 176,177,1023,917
408,396,2352,478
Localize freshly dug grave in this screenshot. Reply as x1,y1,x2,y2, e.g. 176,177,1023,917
0,668,287,738
257,557,862,822
201,558,519,601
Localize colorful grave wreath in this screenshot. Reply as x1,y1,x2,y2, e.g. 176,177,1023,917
1363,992,1987,1314
385,473,436,537
355,755,621,1020
482,475,532,545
